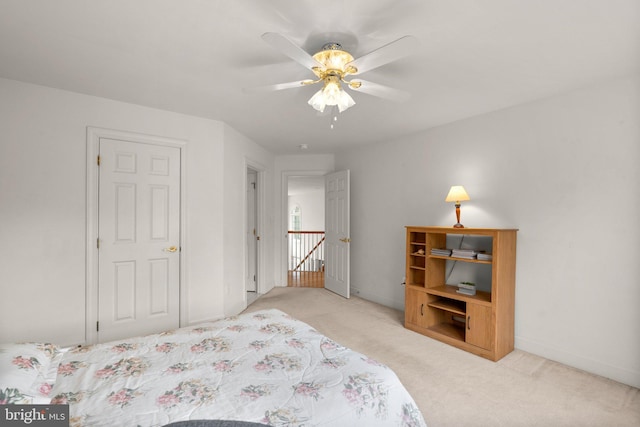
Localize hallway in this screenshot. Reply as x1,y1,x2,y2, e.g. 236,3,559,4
287,270,324,288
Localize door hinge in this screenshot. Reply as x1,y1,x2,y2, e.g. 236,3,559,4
96,321,99,332
97,155,101,166
253,275,256,282
97,238,100,249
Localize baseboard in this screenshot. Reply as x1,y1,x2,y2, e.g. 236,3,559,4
515,336,640,389
350,285,404,312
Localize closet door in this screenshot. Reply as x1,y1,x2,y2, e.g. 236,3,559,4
98,138,181,342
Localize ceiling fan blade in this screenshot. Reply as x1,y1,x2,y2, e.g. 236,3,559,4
348,79,410,103
243,79,316,94
347,35,419,75
262,32,323,70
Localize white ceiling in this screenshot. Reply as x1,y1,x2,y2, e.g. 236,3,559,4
1,0,638,154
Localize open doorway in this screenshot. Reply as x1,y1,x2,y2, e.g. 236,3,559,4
287,175,325,287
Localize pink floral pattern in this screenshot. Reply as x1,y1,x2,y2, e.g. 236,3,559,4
155,342,178,353
164,363,191,374
36,343,60,359
57,361,85,377
212,359,240,373
293,381,323,400
47,309,426,426
107,388,142,408
401,402,425,427
320,338,346,352
50,391,85,405
343,372,389,418
0,388,28,404
191,326,215,334
254,353,302,373
249,340,269,351
94,357,148,379
111,343,138,353
239,384,274,401
321,357,348,369
262,408,308,425
259,323,295,335
190,337,230,353
156,379,218,408
38,383,53,396
12,355,40,371
286,338,306,349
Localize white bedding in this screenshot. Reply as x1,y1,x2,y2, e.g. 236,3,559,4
48,309,426,426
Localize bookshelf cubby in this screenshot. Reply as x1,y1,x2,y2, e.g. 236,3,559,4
404,226,517,361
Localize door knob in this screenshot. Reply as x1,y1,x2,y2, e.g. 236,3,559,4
164,246,178,253
339,238,351,243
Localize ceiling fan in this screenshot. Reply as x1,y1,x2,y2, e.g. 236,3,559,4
246,32,418,114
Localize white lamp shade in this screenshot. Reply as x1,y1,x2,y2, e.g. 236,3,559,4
445,186,470,203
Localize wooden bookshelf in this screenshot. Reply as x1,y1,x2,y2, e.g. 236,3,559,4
404,226,517,361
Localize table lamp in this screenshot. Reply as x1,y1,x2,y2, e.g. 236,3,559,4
445,186,470,228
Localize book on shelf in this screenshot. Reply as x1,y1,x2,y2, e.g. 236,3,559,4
430,248,452,256
451,249,478,259
477,253,493,261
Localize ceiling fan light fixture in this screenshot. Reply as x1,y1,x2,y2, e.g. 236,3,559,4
307,75,355,113
254,32,418,116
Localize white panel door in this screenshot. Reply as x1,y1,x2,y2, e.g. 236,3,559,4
324,170,350,298
98,138,180,342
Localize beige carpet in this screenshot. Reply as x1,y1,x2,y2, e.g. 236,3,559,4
242,287,640,427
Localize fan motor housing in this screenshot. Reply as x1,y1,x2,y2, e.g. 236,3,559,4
311,43,357,77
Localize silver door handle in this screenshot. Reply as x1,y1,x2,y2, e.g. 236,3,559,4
164,246,178,253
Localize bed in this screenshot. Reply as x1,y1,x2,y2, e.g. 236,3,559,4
1,309,426,426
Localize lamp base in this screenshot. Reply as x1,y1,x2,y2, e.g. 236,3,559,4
453,223,465,228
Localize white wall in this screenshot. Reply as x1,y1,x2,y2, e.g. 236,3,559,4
222,124,275,315
334,75,640,388
0,78,272,345
288,190,325,231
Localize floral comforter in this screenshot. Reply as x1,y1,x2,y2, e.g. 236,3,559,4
49,309,426,427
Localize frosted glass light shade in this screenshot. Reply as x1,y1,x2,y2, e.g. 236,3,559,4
445,186,470,203
307,79,356,113
335,89,355,112
308,89,327,112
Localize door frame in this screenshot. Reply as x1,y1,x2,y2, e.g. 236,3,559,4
85,127,187,345
280,170,327,286
246,168,258,293
244,160,266,298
